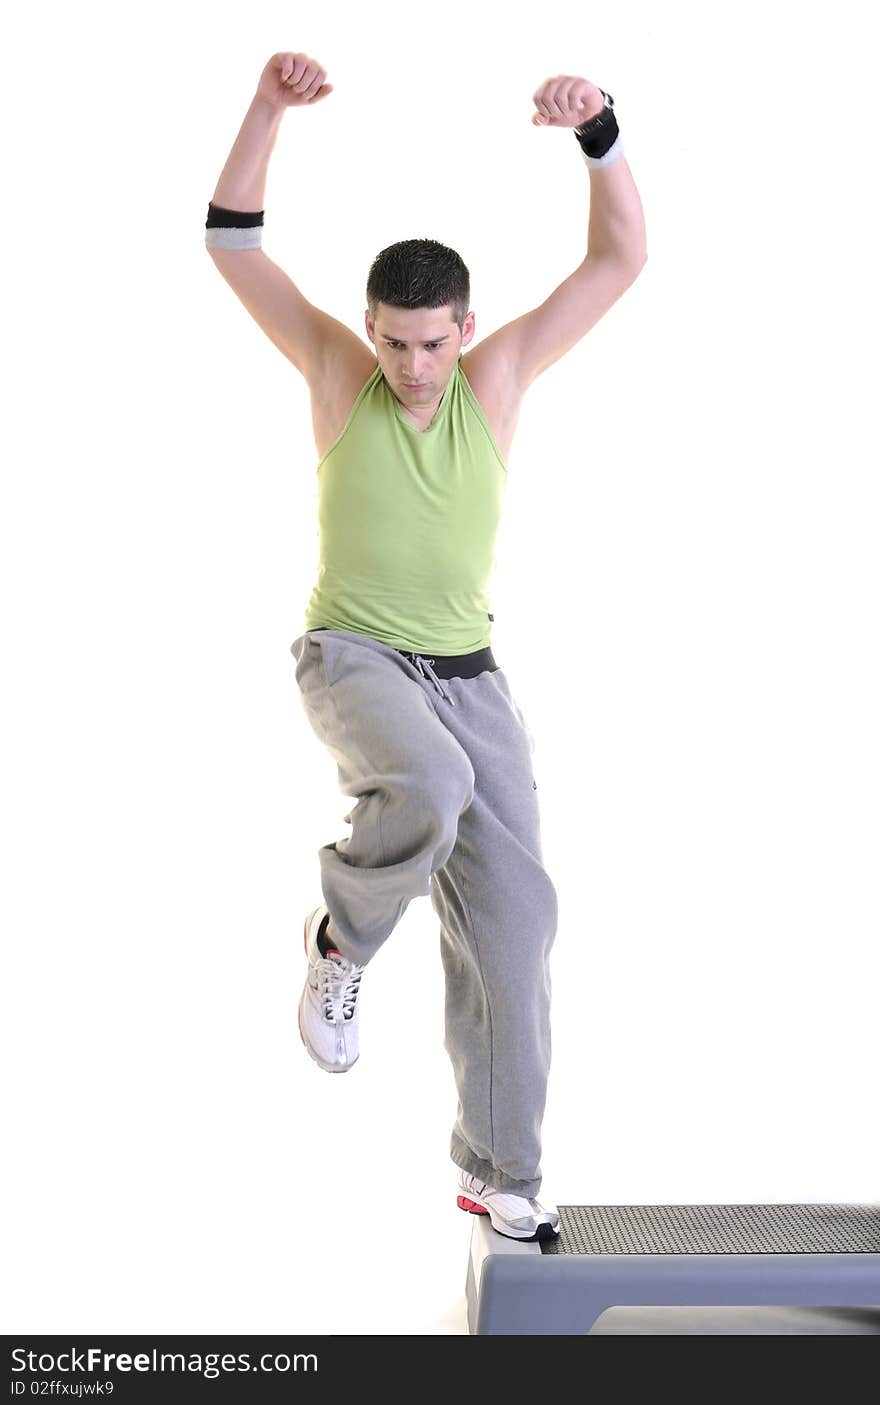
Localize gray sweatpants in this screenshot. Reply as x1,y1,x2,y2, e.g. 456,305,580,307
290,626,558,1199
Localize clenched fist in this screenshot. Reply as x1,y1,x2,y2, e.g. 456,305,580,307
531,75,604,127
257,52,334,110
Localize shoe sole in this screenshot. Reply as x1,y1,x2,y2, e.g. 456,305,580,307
298,911,359,1074
456,1192,560,1242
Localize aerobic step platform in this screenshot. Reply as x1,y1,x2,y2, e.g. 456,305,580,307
466,1203,880,1334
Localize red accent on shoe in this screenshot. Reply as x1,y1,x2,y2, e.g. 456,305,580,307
457,1194,489,1214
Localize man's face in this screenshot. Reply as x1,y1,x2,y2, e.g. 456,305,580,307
365,302,476,403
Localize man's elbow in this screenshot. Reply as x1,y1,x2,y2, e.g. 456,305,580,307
612,247,648,280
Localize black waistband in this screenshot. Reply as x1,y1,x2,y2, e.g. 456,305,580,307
396,645,497,679
309,628,497,679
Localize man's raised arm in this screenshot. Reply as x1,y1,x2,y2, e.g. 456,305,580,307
472,78,647,393
204,52,357,384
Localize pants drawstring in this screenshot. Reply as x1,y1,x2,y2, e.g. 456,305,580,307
406,653,457,706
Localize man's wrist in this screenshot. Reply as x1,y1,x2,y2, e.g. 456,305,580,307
573,89,623,168
251,91,286,118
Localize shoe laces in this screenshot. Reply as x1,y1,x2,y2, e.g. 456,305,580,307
317,953,364,1023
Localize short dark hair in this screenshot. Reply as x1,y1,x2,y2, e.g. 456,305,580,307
366,238,470,334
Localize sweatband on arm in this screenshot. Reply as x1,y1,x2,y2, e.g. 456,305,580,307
573,89,623,168
205,202,264,250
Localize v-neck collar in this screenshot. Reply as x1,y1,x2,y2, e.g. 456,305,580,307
389,357,459,437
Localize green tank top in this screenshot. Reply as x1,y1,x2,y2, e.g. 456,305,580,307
303,354,508,655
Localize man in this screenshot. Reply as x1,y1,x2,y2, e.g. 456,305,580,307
205,51,647,1243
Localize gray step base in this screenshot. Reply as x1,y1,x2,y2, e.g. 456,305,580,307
466,1203,880,1335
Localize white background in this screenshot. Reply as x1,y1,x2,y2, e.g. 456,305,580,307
3,0,878,1336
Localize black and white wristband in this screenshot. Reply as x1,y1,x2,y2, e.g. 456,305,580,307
573,89,623,168
205,201,264,250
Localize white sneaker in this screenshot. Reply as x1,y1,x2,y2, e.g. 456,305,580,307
456,1168,561,1241
298,904,364,1073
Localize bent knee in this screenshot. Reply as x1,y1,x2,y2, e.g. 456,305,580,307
407,758,475,826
